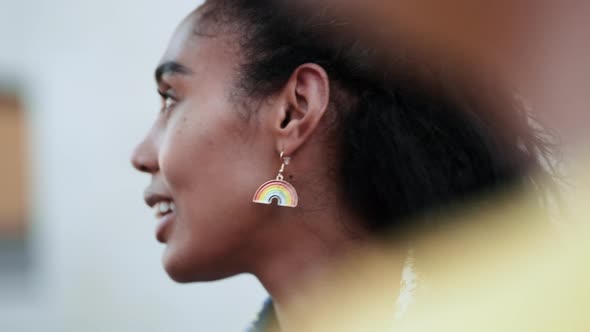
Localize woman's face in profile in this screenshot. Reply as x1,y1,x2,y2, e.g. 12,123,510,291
132,12,275,282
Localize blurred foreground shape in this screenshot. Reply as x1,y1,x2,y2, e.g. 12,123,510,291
277,174,590,332
0,88,30,274
264,2,590,330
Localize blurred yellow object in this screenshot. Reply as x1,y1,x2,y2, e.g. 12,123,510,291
277,165,589,332
395,173,590,332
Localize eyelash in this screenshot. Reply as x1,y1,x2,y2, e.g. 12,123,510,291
158,90,177,113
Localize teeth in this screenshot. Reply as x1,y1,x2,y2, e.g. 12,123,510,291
154,201,174,216
159,202,170,213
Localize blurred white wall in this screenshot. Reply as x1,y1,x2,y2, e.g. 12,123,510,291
0,1,267,331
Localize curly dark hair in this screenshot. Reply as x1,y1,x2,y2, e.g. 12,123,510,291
197,0,555,233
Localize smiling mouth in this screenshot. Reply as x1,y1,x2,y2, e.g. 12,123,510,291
154,201,176,219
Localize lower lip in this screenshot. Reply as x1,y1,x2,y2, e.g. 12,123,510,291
156,212,175,243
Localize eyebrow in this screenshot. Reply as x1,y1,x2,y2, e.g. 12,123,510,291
155,61,194,84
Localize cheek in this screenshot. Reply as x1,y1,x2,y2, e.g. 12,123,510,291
158,107,264,230
159,108,248,191
156,109,269,279
159,114,213,189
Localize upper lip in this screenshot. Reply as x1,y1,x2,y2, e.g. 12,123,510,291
144,189,173,208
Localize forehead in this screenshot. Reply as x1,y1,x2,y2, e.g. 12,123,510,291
159,9,237,75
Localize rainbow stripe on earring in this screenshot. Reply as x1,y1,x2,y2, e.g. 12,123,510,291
253,180,298,208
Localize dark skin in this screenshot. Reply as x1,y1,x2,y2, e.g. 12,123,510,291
131,8,402,331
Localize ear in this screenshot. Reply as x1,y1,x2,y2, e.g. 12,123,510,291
270,63,330,157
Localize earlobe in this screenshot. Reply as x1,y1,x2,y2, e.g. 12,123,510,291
273,63,331,157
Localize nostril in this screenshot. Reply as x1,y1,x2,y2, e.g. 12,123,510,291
132,154,153,173
132,154,159,174
133,159,154,173
132,138,159,174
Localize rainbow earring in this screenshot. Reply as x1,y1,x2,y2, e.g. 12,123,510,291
252,152,299,208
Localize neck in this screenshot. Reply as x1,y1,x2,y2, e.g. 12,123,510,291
247,207,405,332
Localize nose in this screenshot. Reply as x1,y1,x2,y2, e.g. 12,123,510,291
131,135,159,174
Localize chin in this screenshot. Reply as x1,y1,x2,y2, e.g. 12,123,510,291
162,246,237,283
162,247,199,283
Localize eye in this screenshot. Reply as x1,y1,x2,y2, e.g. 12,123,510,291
158,89,178,113
164,96,176,111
